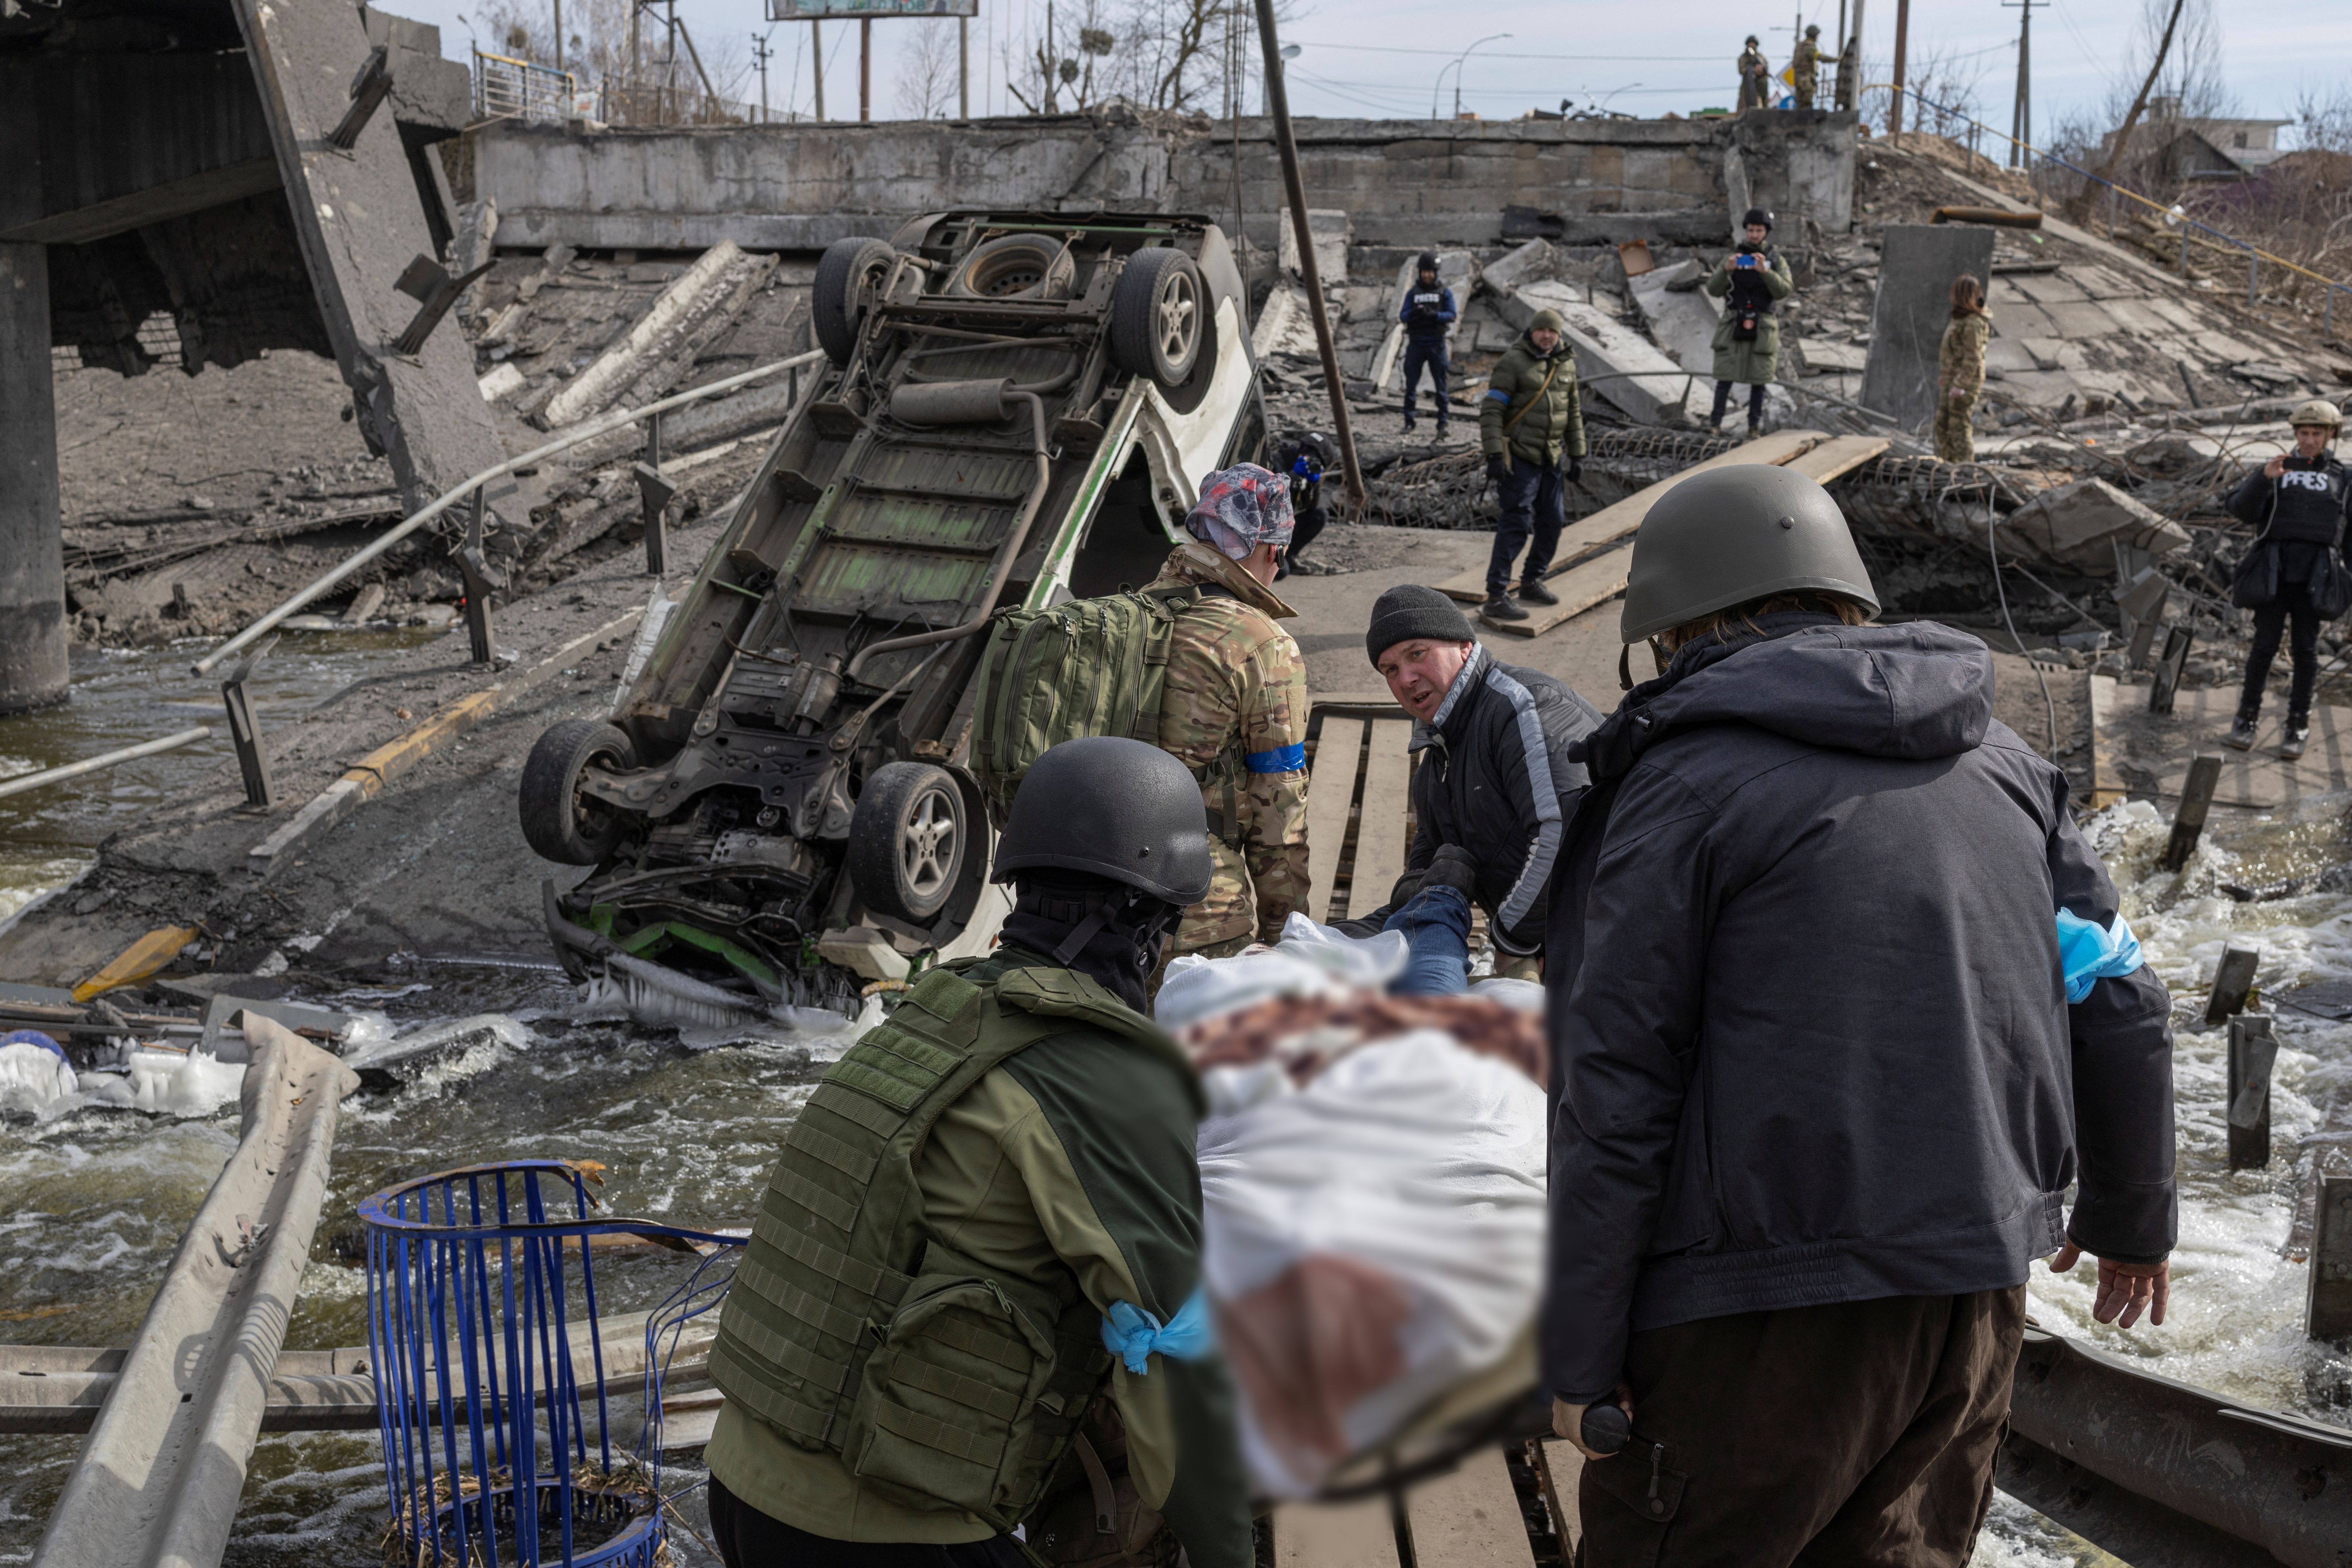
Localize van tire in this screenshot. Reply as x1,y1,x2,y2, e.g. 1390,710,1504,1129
520,721,638,866
814,238,897,366
1109,249,1205,387
849,763,967,923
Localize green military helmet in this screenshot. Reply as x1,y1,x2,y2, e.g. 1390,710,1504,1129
1804,22,1820,34
2290,398,2344,431
992,735,1214,905
1530,306,1566,333
1619,464,1879,642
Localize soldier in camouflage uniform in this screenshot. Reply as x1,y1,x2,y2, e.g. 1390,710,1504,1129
1145,464,1312,971
1736,37,1771,112
1790,23,1822,110
1938,273,1992,463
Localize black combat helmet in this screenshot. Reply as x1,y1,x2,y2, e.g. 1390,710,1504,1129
1742,206,1775,231
992,736,1213,906
1417,250,1440,276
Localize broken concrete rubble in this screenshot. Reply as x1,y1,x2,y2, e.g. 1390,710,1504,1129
2002,476,2193,572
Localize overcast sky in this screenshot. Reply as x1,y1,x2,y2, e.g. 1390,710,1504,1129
401,0,2320,139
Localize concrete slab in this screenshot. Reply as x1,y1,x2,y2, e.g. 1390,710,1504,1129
2008,270,2091,305
1984,338,2039,375
2002,476,2191,571
2040,300,2126,339
2098,299,2172,335
1993,299,2062,339
1278,208,1352,286
2101,685,2352,810
228,0,511,519
1798,338,1867,375
1625,258,1722,377
1552,299,1710,425
1859,224,1995,428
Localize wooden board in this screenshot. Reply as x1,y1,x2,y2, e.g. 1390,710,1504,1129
1434,429,1828,604
1483,542,1636,639
1531,1440,1585,1556
2137,687,2352,811
1272,1498,1401,1568
1304,716,1367,925
1346,720,1416,921
1784,433,1891,484
2087,674,2127,810
1404,1446,1539,1568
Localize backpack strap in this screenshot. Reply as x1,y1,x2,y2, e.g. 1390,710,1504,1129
1501,357,1566,434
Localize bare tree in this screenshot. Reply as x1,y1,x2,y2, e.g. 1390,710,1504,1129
2092,0,2186,196
1855,43,1988,148
897,18,960,119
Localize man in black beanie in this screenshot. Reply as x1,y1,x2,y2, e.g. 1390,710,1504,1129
1337,585,1602,979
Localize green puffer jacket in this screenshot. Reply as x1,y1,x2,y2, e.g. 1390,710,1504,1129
704,951,1251,1568
1703,248,1795,385
1479,335,1587,467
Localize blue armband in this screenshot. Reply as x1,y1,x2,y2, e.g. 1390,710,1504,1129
1484,387,1512,402
1245,743,1305,773
1101,1288,1215,1374
2056,908,2144,1004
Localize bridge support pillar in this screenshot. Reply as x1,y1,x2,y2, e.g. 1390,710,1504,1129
0,242,67,715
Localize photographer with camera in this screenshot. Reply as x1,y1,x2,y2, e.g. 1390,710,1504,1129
1270,429,1339,581
1399,252,1458,437
1701,207,1793,438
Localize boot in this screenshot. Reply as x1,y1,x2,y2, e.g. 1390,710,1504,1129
2282,716,2311,761
1517,578,1560,607
2223,706,2259,751
1436,418,1451,439
1481,594,1529,623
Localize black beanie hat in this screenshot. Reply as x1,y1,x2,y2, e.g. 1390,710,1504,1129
1366,584,1477,665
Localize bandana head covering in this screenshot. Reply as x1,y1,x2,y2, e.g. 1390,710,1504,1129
1183,463,1295,560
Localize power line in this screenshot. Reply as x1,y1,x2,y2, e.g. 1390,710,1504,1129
1289,41,1721,62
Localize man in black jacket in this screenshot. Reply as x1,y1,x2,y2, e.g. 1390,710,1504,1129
2225,398,2352,759
1543,467,2175,1566
1337,585,1602,980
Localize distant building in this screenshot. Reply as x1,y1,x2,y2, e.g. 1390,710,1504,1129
2099,98,2291,180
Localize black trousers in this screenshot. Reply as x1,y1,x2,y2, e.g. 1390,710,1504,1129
1577,1288,2024,1568
1710,380,1768,428
1403,340,1449,424
2241,576,2322,723
1488,456,1567,598
706,1474,1031,1568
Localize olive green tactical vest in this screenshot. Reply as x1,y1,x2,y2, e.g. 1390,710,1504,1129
707,957,1173,1529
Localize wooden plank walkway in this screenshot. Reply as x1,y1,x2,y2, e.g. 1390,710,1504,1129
1270,1442,1552,1568
1303,701,1416,924
1432,429,1827,607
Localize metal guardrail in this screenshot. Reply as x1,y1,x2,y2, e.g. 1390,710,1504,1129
1879,87,2352,333
473,51,581,124
29,1017,360,1568
190,348,827,679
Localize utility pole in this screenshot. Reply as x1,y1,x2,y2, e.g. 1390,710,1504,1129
859,16,872,121
753,31,772,124
552,0,564,71
2002,0,2041,167
1884,0,1908,136
959,16,969,117
1252,0,1364,517
1842,0,1865,114
812,19,826,120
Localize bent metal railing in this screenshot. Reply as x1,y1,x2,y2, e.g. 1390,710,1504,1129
360,1160,743,1568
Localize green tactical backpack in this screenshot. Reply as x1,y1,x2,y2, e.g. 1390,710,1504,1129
970,586,1237,830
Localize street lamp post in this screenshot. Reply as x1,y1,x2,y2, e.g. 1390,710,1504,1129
1434,33,1511,121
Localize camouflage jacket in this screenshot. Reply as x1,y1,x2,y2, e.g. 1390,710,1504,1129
1940,310,1991,396
1146,543,1311,950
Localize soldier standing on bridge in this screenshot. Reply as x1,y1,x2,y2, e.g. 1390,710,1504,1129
1735,36,1772,112
1790,23,1823,110
1702,207,1793,437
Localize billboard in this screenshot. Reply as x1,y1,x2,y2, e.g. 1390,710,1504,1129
768,0,977,16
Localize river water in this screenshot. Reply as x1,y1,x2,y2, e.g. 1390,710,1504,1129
1,647,2349,1565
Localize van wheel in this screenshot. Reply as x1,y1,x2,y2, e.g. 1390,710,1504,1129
813,237,896,366
849,763,967,922
1109,249,1205,386
519,720,637,866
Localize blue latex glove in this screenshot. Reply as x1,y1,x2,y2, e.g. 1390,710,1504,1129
2056,908,2145,1004
1101,1288,1215,1375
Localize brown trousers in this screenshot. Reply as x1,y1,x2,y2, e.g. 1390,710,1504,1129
1578,1287,2025,1568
